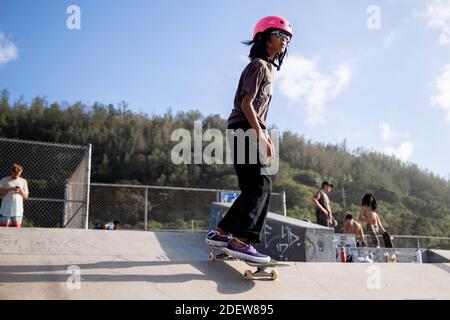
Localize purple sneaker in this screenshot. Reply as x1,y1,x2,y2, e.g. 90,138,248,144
205,231,231,247
224,240,271,263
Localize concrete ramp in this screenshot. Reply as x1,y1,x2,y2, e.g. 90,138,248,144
0,228,449,300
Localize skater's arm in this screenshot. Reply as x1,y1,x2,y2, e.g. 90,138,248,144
241,94,274,159
21,180,29,200
311,197,329,217
17,188,28,199
241,95,265,137
376,214,386,232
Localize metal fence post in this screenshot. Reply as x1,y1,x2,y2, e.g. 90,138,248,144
144,187,148,231
282,191,287,217
84,144,92,230
63,179,69,227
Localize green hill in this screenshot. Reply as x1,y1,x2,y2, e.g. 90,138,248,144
1,90,449,244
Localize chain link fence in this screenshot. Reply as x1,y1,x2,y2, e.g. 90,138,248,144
89,183,286,231
0,138,91,228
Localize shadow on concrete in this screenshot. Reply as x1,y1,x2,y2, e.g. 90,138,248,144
0,260,255,295
431,263,450,274
0,231,261,295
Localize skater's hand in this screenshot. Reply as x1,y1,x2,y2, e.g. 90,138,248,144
331,218,338,227
259,134,275,162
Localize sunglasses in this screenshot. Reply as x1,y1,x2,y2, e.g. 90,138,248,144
271,30,291,42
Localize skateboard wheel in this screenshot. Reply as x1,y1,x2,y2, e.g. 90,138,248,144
244,270,253,281
209,252,216,261
271,270,279,280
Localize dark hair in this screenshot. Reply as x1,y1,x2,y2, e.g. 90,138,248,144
12,164,23,173
361,193,377,211
345,214,353,220
242,29,288,71
113,220,120,225
321,181,334,188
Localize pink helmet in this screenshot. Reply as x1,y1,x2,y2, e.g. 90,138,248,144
253,16,293,40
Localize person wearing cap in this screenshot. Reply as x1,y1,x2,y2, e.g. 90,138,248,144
311,181,337,228
205,16,293,263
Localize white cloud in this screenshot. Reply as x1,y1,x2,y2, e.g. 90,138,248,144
383,141,414,162
277,55,351,126
431,64,450,123
426,0,450,45
0,32,18,65
438,33,450,44
379,123,394,141
379,123,413,161
379,122,411,141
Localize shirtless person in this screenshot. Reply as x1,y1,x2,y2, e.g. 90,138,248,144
344,214,365,247
358,194,386,247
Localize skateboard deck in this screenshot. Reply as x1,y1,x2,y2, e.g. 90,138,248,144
208,245,288,281
382,231,394,248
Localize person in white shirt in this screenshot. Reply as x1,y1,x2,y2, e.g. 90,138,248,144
0,164,29,227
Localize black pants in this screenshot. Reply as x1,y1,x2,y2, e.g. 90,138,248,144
217,121,272,243
316,212,330,227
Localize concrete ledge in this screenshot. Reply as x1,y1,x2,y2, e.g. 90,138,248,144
426,249,450,263
211,202,336,262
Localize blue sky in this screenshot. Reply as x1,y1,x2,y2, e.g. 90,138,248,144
1,0,450,179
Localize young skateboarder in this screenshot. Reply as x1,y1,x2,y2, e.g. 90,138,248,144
205,16,293,263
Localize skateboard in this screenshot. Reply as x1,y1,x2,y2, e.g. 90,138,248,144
382,231,394,248
209,246,288,281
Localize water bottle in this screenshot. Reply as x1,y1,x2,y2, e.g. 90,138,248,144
340,247,346,263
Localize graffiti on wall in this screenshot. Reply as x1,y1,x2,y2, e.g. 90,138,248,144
263,224,301,260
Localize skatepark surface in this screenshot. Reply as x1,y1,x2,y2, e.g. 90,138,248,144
0,228,449,300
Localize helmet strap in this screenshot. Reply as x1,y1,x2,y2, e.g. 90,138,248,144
268,51,286,71
268,58,281,71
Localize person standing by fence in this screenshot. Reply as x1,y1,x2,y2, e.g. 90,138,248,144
0,164,29,228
